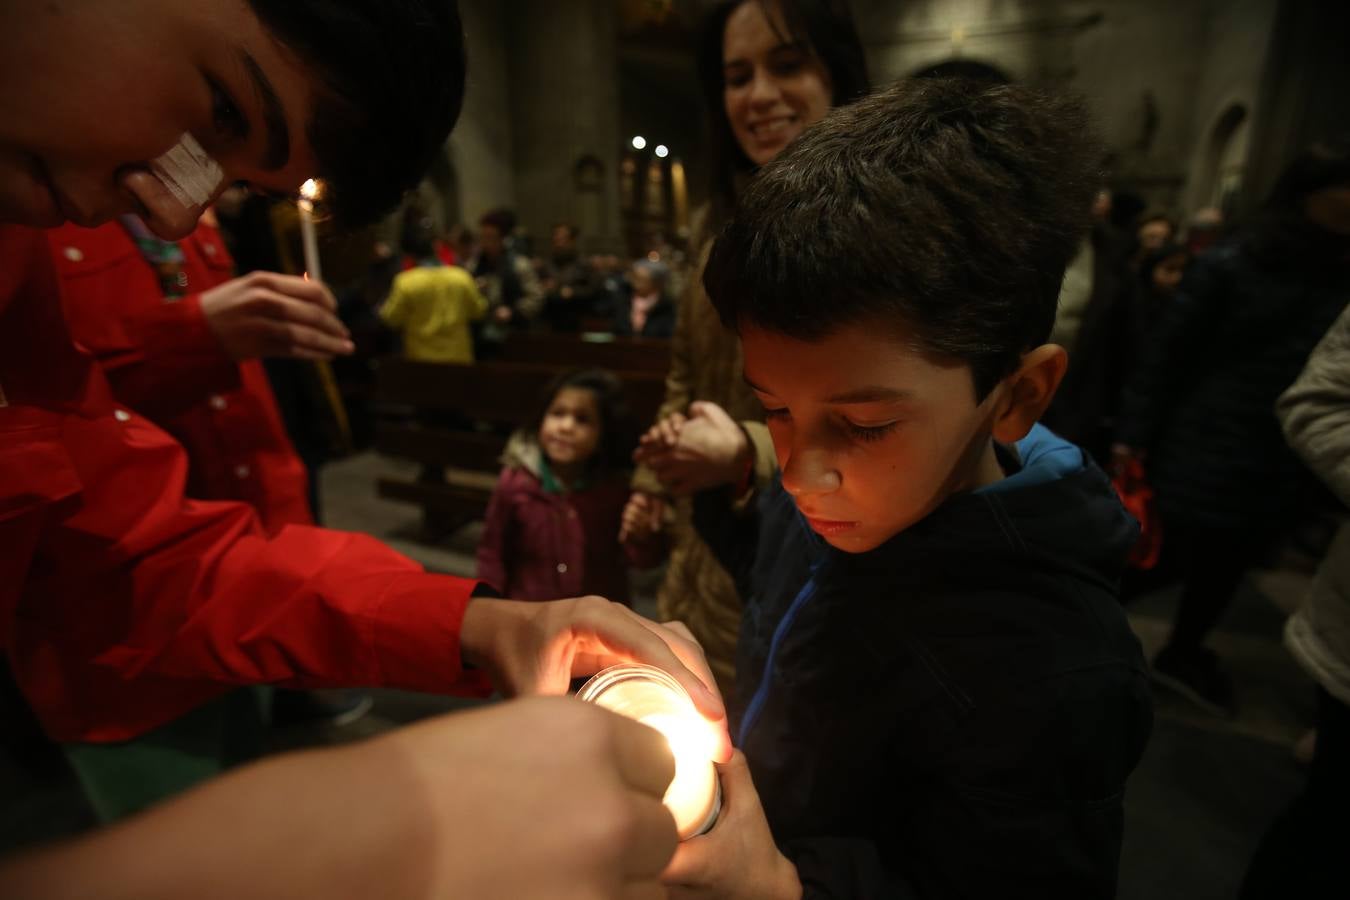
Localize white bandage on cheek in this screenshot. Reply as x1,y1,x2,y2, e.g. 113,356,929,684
149,133,224,208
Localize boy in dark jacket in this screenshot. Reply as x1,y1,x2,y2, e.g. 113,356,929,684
658,79,1153,899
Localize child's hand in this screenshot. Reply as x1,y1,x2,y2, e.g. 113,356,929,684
620,491,666,544
637,402,752,496
662,751,801,899
636,411,689,463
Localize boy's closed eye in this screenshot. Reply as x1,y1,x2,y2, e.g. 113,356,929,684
759,403,902,444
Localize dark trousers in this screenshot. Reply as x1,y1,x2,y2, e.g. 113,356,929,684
1159,518,1281,655
1240,686,1349,898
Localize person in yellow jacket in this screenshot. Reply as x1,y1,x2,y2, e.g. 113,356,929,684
380,230,488,364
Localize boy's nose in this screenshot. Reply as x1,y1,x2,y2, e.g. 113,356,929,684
781,448,841,498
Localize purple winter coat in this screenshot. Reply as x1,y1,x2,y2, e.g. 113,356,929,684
475,434,663,604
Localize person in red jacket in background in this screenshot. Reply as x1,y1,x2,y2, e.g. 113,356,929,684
0,2,728,896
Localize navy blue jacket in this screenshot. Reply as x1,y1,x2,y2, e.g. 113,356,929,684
694,426,1152,898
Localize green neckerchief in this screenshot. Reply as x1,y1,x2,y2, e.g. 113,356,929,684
538,454,589,495
119,215,189,300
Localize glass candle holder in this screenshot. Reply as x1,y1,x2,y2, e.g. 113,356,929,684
576,664,721,839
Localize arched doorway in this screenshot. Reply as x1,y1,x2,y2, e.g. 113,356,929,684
1201,104,1249,218
911,59,1012,84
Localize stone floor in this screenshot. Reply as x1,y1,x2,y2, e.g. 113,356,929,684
0,451,1326,899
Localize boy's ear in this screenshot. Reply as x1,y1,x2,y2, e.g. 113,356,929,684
990,344,1068,444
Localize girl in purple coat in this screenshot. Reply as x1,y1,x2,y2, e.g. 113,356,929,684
476,369,666,604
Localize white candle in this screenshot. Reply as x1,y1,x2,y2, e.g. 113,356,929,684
577,665,721,839
298,178,323,283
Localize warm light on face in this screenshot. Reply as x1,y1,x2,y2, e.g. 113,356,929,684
577,665,721,840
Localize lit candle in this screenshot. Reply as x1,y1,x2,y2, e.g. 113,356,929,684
577,665,721,839
298,178,323,283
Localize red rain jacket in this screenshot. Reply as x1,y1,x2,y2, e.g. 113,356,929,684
50,220,311,534
0,225,483,743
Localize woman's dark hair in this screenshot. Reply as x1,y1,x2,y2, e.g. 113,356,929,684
696,0,870,232
532,369,639,474
704,78,1103,401
1247,138,1350,267
247,1,465,229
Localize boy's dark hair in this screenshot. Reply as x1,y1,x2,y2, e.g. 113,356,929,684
532,369,639,474
697,0,870,232
703,77,1103,399
248,1,465,229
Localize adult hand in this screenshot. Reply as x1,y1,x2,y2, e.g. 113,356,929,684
620,492,666,544
0,698,682,900
389,698,683,899
200,271,353,360
460,596,732,762
663,751,801,900
635,402,750,497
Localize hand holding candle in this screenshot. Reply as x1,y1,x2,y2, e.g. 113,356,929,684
578,664,722,840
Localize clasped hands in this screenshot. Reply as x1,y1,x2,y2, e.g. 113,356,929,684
633,401,752,498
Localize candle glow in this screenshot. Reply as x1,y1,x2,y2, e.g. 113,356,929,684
297,179,323,283
577,665,721,840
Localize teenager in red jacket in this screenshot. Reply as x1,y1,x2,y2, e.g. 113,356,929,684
52,216,314,533
0,2,726,895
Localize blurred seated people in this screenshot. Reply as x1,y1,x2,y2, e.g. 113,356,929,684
50,211,358,819
1042,190,1137,463
1131,212,1177,271
591,254,629,324
1114,142,1350,716
540,222,601,332
379,221,487,364
469,208,544,350
1185,206,1225,256
613,259,676,338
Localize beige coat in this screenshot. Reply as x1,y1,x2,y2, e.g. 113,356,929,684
633,242,775,695
1278,302,1350,704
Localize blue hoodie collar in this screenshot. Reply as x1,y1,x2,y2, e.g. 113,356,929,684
976,423,1085,496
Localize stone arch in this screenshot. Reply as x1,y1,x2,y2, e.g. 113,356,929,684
1199,103,1250,217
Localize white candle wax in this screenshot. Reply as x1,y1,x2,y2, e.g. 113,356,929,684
298,179,322,283
577,665,721,839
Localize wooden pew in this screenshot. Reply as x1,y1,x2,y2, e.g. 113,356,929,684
373,358,667,532
497,333,672,375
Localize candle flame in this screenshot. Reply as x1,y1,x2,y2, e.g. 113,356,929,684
300,178,322,202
